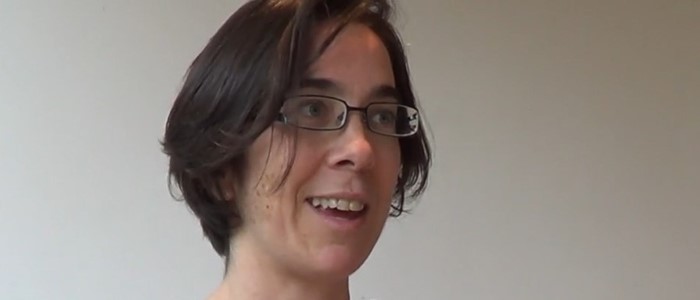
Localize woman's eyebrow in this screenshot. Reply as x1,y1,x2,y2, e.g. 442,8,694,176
368,84,400,103
298,77,399,102
298,77,342,94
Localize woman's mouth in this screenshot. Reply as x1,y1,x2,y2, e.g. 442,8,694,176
306,197,368,223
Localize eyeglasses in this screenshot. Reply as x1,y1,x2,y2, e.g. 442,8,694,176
278,94,420,137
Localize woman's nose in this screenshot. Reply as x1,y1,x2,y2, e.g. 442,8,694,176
326,113,376,171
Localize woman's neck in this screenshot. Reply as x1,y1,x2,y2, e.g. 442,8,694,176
208,233,351,300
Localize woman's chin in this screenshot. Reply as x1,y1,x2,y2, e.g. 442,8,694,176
312,245,371,278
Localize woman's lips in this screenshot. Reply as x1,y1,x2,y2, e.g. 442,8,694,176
305,198,369,230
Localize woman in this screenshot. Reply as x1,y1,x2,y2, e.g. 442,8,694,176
162,0,431,299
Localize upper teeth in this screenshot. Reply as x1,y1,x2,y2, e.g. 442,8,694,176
310,198,365,212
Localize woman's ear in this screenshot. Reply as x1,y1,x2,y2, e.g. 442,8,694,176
218,169,237,202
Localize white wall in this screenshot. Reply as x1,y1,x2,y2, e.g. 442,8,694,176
1,1,698,299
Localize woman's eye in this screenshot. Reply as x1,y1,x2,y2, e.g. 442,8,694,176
372,110,396,124
300,101,325,117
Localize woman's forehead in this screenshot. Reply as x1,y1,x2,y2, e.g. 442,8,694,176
302,23,395,102
307,22,388,70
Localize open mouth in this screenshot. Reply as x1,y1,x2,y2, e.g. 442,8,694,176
305,197,368,220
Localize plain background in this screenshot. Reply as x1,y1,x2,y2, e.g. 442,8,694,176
1,0,698,299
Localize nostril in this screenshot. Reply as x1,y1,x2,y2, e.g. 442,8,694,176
336,159,355,167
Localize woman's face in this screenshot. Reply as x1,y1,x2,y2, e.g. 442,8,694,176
232,23,401,278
